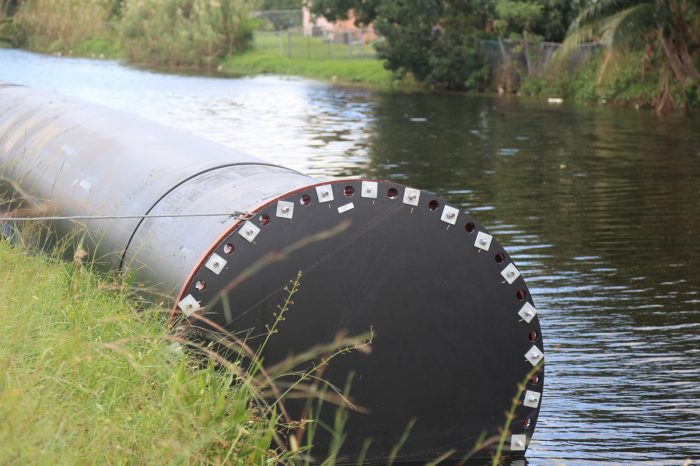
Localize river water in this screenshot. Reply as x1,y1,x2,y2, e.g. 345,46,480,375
1,49,699,464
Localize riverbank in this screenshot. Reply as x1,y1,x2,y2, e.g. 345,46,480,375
0,239,284,463
220,50,405,89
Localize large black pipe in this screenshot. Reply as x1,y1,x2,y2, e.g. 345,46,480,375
0,82,544,462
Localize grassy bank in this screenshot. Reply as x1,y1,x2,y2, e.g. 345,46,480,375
221,50,397,88
0,239,282,464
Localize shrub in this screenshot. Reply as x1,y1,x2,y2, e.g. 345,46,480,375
13,0,117,52
119,0,255,68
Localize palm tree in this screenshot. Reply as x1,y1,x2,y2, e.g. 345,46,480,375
559,0,699,112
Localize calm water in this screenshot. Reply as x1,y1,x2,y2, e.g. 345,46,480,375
2,49,699,464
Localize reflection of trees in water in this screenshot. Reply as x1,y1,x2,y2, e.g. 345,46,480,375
365,93,700,323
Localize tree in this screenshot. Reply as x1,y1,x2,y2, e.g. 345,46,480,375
561,0,699,112
311,0,492,90
309,0,582,89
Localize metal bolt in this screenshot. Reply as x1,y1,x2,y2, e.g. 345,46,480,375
408,193,416,200
529,396,538,402
246,229,253,236
526,310,533,317
507,271,515,278
447,212,455,219
532,353,540,359
281,206,290,213
480,238,488,246
213,261,220,268
321,191,329,197
515,440,523,448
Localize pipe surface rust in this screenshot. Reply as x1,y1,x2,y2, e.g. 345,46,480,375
0,83,544,462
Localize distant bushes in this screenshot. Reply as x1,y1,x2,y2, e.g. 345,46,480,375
6,0,116,53
0,0,255,68
120,0,255,68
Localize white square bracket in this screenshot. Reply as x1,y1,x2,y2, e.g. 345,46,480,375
510,434,528,451
238,221,261,243
315,184,334,203
440,205,459,225
205,253,227,275
177,294,200,317
361,181,378,199
518,302,537,323
525,345,544,366
402,188,420,206
276,201,294,219
523,390,541,408
474,231,493,251
501,263,521,284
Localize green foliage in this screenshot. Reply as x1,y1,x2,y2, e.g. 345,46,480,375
522,50,661,106
255,0,302,10
494,0,544,37
0,239,281,464
374,0,494,90
310,0,583,90
119,0,255,68
560,0,700,112
9,0,117,52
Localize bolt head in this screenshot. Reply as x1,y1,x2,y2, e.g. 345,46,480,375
515,440,523,447
480,238,488,245
281,206,290,213
447,212,455,219
321,191,329,197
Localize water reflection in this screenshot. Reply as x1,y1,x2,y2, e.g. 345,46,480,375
2,48,699,463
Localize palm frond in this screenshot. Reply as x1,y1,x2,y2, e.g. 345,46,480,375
569,0,648,31
601,3,656,50
556,22,598,59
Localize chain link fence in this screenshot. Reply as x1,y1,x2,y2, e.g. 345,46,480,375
479,39,603,91
251,9,378,60
250,10,602,75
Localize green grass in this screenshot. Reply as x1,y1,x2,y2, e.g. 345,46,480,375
0,238,282,464
221,32,404,89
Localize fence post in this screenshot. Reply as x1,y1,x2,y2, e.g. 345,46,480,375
279,31,283,57
287,30,292,58
348,31,352,60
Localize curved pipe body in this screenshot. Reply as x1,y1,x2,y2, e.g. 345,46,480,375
0,82,544,462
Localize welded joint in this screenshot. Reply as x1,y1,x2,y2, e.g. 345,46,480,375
440,205,459,225
205,253,227,275
524,345,544,366
518,302,537,323
177,294,201,317
238,221,261,243
316,184,334,203
510,434,528,451
474,231,493,251
402,187,420,206
523,390,541,408
361,181,378,199
501,263,520,284
276,200,294,219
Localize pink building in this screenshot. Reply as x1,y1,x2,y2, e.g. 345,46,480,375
302,6,377,43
